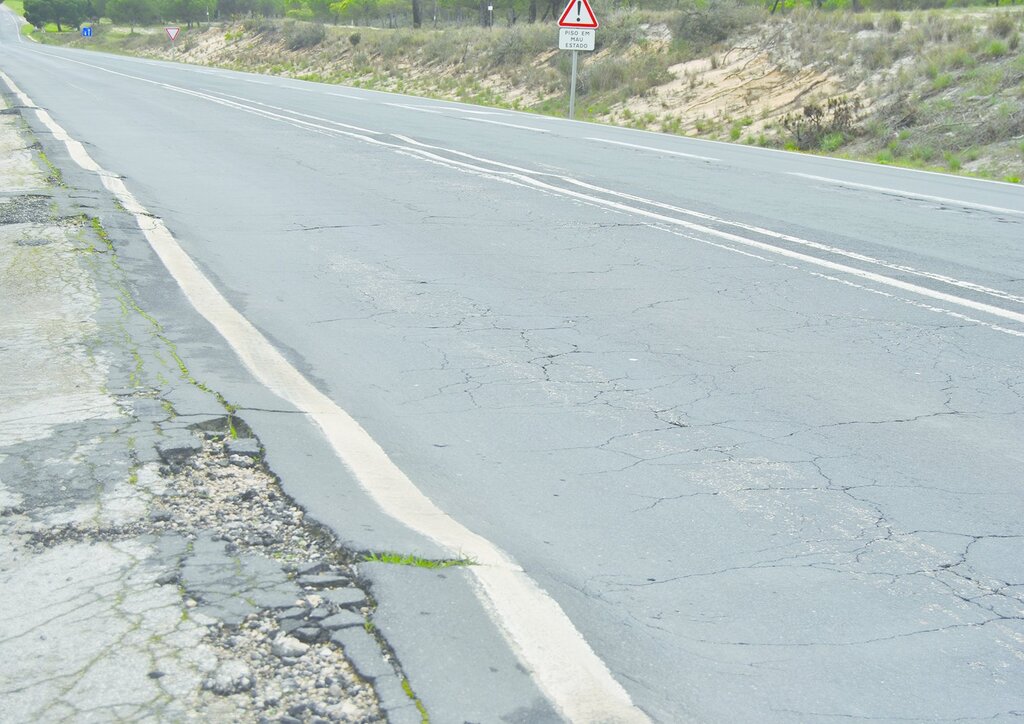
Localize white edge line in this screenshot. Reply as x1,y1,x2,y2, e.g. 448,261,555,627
789,172,1024,217
0,68,649,724
587,136,719,162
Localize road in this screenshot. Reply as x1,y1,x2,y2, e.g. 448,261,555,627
2,11,1023,722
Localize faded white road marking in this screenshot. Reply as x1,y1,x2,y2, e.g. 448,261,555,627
468,117,550,133
656,226,1024,338
442,107,509,115
0,68,648,724
789,172,1024,217
587,137,719,162
384,102,445,114
203,90,380,134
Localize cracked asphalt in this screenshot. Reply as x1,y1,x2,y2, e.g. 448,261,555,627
2,16,1023,722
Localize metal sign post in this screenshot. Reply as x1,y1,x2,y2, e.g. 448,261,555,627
569,50,578,119
556,0,598,120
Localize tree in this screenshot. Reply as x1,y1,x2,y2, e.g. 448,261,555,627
106,0,157,30
162,0,206,26
90,0,109,20
23,0,90,30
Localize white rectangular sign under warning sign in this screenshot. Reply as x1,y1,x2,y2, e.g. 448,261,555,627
558,27,595,51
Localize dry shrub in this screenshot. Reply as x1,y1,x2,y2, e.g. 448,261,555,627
988,14,1016,39
283,22,325,50
782,96,861,150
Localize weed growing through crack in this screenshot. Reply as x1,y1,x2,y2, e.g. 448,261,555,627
362,552,475,569
87,216,239,414
402,677,430,723
36,148,64,186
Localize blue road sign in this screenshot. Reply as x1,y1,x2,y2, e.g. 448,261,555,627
82,26,93,37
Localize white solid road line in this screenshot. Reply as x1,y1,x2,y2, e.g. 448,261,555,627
383,101,445,114
203,90,381,134
587,137,719,162
26,53,386,139
788,172,1024,217
558,176,1024,308
468,117,550,133
393,135,1024,336
386,101,521,121
386,102,549,132
442,107,509,115
0,66,650,723
393,134,1024,311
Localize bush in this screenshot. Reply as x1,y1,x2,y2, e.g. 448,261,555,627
243,18,277,34
819,131,846,152
580,54,671,97
882,13,903,33
983,39,1007,58
671,0,761,55
988,14,1015,39
283,21,325,50
782,96,861,150
490,28,528,67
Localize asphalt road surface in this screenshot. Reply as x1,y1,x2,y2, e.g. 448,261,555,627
3,12,1023,722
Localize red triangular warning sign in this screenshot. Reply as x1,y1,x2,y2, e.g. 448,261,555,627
558,0,599,28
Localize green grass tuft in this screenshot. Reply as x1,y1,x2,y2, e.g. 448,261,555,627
363,552,475,569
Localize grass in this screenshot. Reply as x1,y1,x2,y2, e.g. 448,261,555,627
363,552,475,569
402,677,430,723
36,148,64,186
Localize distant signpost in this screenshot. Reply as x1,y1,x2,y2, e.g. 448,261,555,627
165,27,180,43
81,26,92,38
556,0,598,119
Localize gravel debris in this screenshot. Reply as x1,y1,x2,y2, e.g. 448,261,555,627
17,422,391,723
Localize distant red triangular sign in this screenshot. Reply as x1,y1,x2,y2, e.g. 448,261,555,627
558,0,598,28
165,27,180,41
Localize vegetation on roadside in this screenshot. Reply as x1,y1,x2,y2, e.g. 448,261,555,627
15,0,1024,180
363,551,475,568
